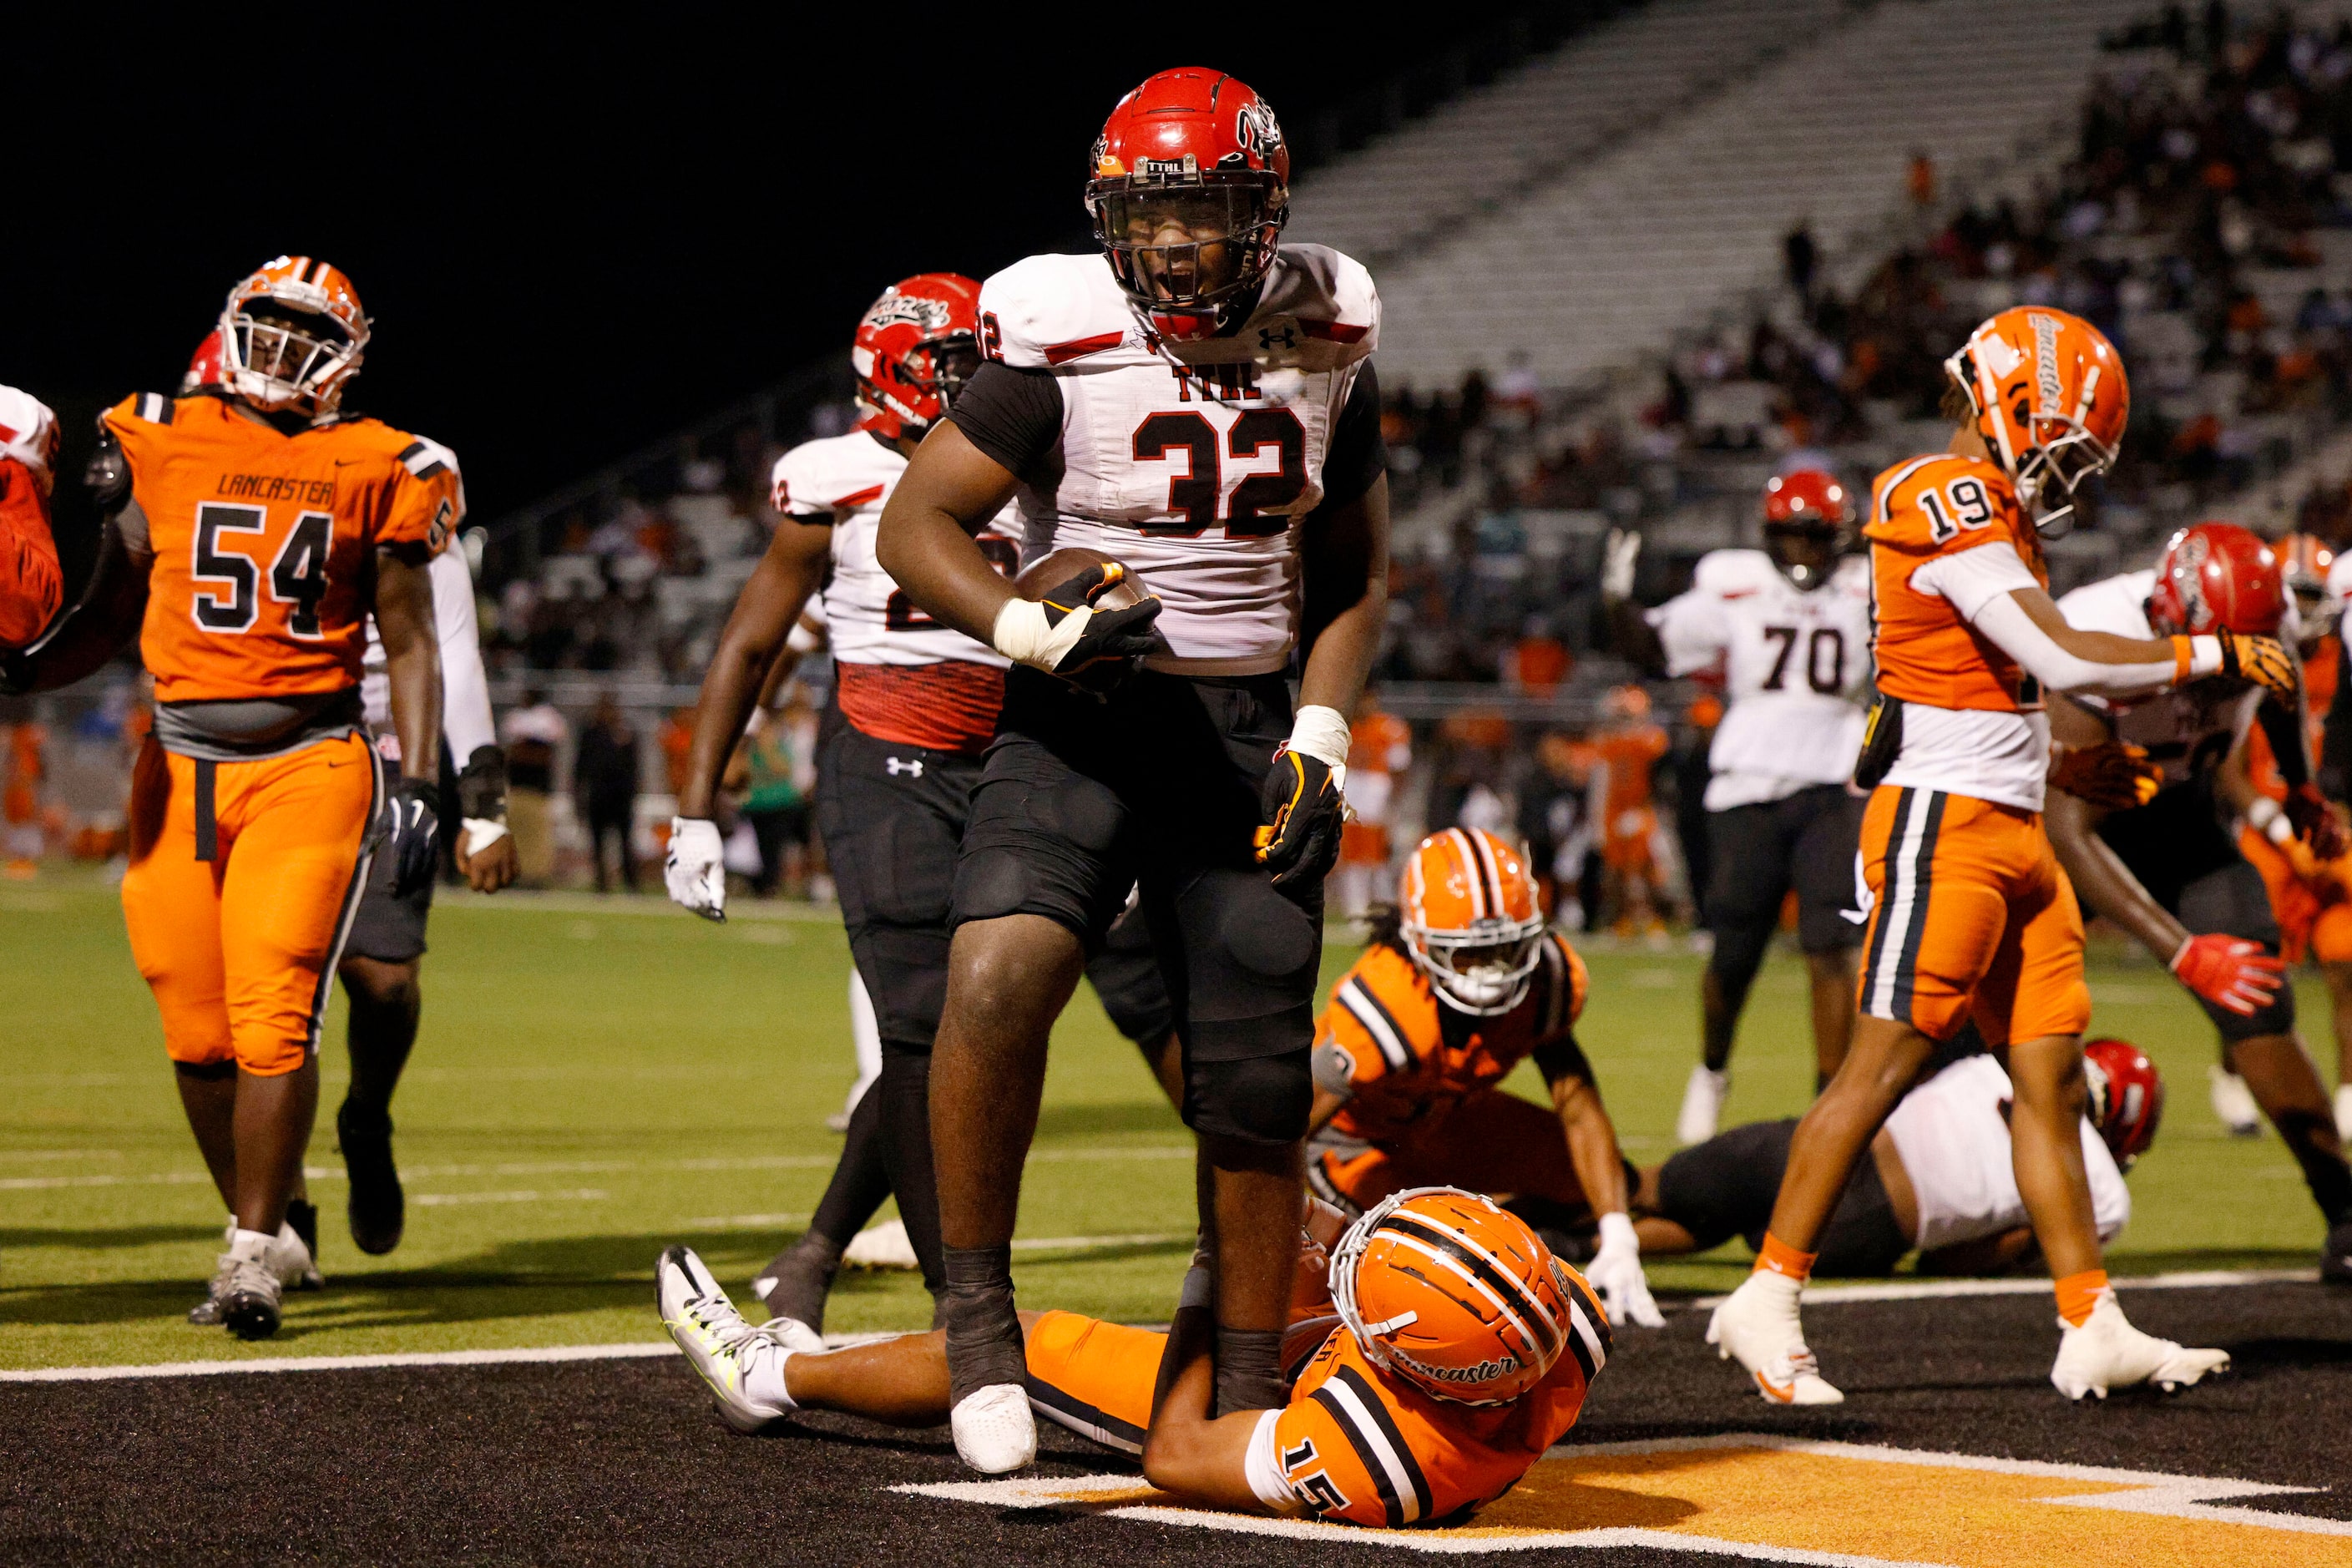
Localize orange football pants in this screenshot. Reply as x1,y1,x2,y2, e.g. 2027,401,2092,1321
1310,1090,1588,1216
1023,1310,1163,1454
1854,785,2090,1046
120,733,377,1075
2239,826,2352,965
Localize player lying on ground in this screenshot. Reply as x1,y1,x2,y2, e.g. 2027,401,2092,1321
1636,1038,2155,1277
2043,523,2352,1284
875,68,1389,1471
658,1187,1607,1528
1304,826,1662,1328
3,256,453,1338
1605,468,1874,1139
0,386,63,654
1708,306,2253,1404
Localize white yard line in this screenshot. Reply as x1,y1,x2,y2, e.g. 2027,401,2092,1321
1690,1267,2319,1309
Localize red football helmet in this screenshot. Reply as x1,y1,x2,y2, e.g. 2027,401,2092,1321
852,274,983,442
1942,307,2129,536
219,255,370,418
1761,468,1853,590
1086,68,1289,341
2147,522,2286,638
181,329,225,395
2083,1037,2164,1169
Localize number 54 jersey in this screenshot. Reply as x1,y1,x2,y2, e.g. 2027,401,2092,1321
102,392,458,705
956,243,1383,676
1646,549,1873,809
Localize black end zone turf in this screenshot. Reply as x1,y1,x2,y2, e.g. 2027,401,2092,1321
2,1283,2344,1565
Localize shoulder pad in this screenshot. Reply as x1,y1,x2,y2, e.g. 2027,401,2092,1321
977,254,1135,370
1691,549,1774,595
84,424,133,509
2056,569,2156,637
0,386,58,478
1257,245,1379,356
394,434,461,480
772,432,893,516
1865,453,2018,552
115,392,178,427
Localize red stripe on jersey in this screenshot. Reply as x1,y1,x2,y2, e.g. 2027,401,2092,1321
830,483,885,510
1042,331,1126,367
1299,321,1368,344
836,659,1005,754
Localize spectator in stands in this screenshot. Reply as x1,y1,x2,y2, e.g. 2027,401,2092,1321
574,690,640,893
501,688,567,888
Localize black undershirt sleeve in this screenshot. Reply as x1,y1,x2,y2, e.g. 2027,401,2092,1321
1532,1029,1594,1088
1317,360,1387,512
944,361,1065,488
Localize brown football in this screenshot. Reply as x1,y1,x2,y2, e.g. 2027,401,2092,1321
1013,545,1150,611
1009,546,1156,693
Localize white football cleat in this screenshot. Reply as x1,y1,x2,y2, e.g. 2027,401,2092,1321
658,1245,822,1433
952,1383,1037,1474
2208,1065,2263,1137
2334,1083,2352,1144
843,1219,920,1271
1677,1065,1730,1146
1707,1273,1844,1405
2050,1292,2230,1399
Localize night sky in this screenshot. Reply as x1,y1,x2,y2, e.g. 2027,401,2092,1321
8,18,1524,531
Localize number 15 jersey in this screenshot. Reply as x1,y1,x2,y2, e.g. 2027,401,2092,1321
948,244,1385,676
102,392,458,706
1647,549,1873,809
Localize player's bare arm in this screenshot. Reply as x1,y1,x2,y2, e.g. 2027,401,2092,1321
1549,1070,1631,1219
873,422,1021,643
372,547,443,783
1295,474,1389,716
678,519,832,819
1139,1289,1277,1512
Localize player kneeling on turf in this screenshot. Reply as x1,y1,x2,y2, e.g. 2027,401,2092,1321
657,1187,1607,1528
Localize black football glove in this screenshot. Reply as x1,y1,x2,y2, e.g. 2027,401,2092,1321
384,776,442,898
1255,748,1346,889
1035,564,1164,693
456,744,509,823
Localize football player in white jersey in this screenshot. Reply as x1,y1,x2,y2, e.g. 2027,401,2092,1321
664,275,1176,1331
2046,524,2352,1283
1636,1037,2149,1276
875,68,1389,1473
1605,469,1874,1142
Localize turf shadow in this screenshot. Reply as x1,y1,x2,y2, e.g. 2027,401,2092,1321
0,1224,220,1251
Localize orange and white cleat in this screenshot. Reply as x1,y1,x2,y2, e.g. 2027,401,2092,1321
1707,1272,1844,1405
2050,1292,2229,1399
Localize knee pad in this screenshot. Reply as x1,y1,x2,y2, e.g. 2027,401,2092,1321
1184,1048,1313,1146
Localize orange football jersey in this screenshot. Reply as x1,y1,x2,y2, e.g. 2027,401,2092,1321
104,393,459,704
1595,723,1667,818
1269,1262,1605,1527
1865,453,2045,712
1316,936,1588,1145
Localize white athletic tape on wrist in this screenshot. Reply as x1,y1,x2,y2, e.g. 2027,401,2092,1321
990,597,1090,672
461,818,509,852
1597,1211,1641,1256
1285,705,1352,812
2188,635,2223,678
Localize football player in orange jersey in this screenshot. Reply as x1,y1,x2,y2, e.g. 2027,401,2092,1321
3,256,453,1338
1307,827,1660,1327
0,385,63,652
1709,307,2289,1403
656,1186,1606,1529
2045,524,2352,1285
1333,694,1413,920
1590,685,1684,937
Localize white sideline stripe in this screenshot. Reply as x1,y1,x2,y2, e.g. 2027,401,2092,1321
0,1328,917,1383
411,1189,609,1207
1691,1267,2319,1308
0,1144,1194,1191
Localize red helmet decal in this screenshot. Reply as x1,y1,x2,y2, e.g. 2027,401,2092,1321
851,272,982,441
2083,1038,2164,1168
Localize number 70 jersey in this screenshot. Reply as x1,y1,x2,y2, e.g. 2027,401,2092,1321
103,392,458,706
1647,549,1874,809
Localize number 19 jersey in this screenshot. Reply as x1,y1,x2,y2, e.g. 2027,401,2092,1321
104,392,458,706
1647,549,1872,809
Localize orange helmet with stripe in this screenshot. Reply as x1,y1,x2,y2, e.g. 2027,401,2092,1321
1942,306,2128,537
220,255,371,418
1330,1186,1598,1406
1398,827,1547,1015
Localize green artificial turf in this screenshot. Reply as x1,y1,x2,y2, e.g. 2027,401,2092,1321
0,870,2337,1370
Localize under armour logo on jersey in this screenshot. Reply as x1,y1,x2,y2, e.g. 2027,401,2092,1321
885,756,923,778
1258,324,1297,351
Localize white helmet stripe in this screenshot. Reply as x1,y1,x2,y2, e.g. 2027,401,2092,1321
1465,827,1510,917
1444,828,1489,919
1380,1212,1568,1365
1376,1228,1540,1358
